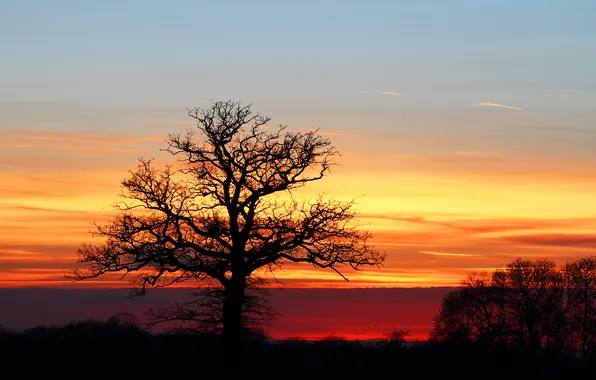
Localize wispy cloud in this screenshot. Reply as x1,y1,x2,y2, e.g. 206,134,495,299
473,102,523,111
420,250,480,257
345,89,402,96
0,129,163,145
498,233,596,248
362,215,596,236
0,129,163,155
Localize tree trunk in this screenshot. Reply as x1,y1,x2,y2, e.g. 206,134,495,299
222,273,246,370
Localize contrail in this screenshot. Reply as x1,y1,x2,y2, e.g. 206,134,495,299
474,102,523,111
345,89,402,96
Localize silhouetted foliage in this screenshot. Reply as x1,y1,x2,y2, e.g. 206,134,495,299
378,328,411,348
431,256,596,361
319,334,350,346
69,100,384,364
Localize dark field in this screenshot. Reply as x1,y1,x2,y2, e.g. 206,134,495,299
1,321,594,379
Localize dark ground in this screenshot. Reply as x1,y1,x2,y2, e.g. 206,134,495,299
1,321,594,379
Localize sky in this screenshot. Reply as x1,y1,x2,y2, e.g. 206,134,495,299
1,0,596,290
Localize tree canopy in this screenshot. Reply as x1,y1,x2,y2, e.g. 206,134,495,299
70,100,384,364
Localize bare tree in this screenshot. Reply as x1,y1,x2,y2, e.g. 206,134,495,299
145,276,278,338
564,256,596,359
430,271,507,345
430,289,471,343
69,101,384,365
431,259,571,357
493,258,570,356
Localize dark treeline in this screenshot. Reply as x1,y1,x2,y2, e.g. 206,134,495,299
0,317,592,379
432,256,596,362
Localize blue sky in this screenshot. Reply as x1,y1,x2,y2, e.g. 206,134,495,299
2,0,595,113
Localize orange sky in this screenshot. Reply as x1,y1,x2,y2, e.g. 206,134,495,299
2,114,596,289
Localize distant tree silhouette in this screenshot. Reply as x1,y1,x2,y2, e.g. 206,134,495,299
564,256,596,360
378,328,410,348
431,258,573,356
145,276,277,338
32,318,148,341
69,100,384,366
107,312,141,329
430,271,508,345
319,334,350,346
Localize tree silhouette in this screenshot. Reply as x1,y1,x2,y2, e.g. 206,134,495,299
378,328,411,348
493,258,570,356
430,271,508,345
431,258,572,356
69,100,384,365
565,256,596,360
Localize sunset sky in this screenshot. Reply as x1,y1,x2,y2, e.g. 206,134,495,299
2,0,596,293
